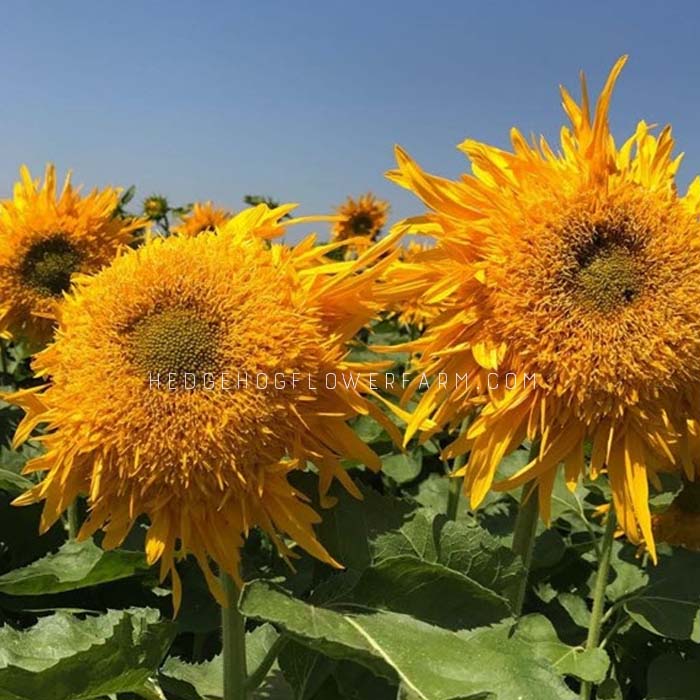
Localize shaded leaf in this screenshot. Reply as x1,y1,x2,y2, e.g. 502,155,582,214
381,451,422,485
352,555,510,629
0,539,151,595
623,548,700,640
0,607,173,700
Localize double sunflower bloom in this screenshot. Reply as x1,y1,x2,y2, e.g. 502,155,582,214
4,56,700,609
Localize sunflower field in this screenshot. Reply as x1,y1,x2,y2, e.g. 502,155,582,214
1,56,700,700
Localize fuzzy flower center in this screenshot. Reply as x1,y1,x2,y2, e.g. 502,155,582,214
129,308,222,378
20,235,82,297
350,213,375,236
574,243,642,312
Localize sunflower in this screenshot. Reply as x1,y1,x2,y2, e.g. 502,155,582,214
382,56,700,559
8,203,399,610
392,241,442,329
142,194,169,220
331,193,389,254
0,165,143,345
173,201,232,237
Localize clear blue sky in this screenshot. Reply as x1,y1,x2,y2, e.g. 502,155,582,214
2,1,700,241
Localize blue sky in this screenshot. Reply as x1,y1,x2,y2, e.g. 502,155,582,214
2,1,700,240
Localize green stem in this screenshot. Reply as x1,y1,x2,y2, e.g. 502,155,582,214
67,501,79,540
221,572,247,700
510,440,541,616
245,636,287,692
445,416,473,521
580,510,617,700
0,338,7,379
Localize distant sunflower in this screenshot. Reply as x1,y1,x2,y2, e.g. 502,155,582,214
0,165,142,344
173,201,232,237
383,57,700,558
332,193,389,254
9,204,399,610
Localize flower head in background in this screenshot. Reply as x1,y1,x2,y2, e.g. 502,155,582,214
391,241,442,330
173,201,232,237
9,204,399,610
142,194,169,220
0,165,143,344
331,193,389,255
383,56,700,558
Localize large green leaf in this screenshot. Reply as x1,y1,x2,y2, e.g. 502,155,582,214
0,607,173,700
512,615,609,682
373,510,441,563
351,555,510,629
240,580,576,700
437,519,523,598
0,538,151,595
315,482,415,572
623,548,700,640
647,653,700,700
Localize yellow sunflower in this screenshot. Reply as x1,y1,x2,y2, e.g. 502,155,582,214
332,193,389,253
392,241,442,329
173,201,232,237
0,164,143,345
382,56,700,559
8,203,399,610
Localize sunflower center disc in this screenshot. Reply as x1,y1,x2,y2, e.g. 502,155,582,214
575,244,641,312
350,213,374,235
130,308,221,378
20,235,82,297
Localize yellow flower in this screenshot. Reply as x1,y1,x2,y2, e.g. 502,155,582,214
8,204,399,610
0,164,143,345
392,241,442,329
173,201,232,237
383,57,700,560
652,481,700,551
331,193,389,254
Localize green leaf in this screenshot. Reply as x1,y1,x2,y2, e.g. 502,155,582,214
607,542,648,602
596,678,623,700
0,538,151,595
381,451,422,485
623,548,700,640
351,555,510,629
647,653,700,700
0,468,33,495
437,519,523,599
0,607,173,700
315,482,415,572
278,640,335,700
513,615,609,682
240,580,577,700
160,624,292,700
373,510,441,563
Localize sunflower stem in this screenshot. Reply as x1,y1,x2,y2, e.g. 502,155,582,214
67,500,80,540
445,416,473,521
510,440,541,616
580,510,617,700
221,572,247,700
0,338,7,380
